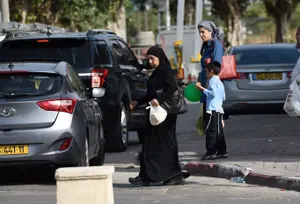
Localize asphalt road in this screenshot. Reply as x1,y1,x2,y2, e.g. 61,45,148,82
1,103,300,204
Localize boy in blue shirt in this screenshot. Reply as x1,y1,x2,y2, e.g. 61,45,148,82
196,61,227,160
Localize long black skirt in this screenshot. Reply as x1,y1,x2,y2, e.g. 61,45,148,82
139,114,182,182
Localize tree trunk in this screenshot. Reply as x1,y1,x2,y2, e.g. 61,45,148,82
226,1,243,46
21,7,27,23
107,2,127,41
274,13,289,43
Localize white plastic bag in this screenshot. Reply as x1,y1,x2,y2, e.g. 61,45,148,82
284,80,300,117
146,103,167,126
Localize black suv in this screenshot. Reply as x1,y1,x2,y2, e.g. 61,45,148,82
0,28,149,152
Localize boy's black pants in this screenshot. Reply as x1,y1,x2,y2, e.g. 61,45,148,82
205,110,227,155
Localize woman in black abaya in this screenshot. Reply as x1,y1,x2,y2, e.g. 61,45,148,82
129,45,187,186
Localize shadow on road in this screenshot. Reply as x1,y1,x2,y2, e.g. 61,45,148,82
0,167,56,186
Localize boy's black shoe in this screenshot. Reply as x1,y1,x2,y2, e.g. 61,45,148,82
201,153,217,161
129,176,150,186
216,153,228,159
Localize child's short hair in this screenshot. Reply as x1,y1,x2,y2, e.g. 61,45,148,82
206,61,221,75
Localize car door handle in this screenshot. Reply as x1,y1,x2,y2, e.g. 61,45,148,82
136,74,142,78
122,72,130,76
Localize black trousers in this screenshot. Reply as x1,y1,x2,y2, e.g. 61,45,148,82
205,111,227,155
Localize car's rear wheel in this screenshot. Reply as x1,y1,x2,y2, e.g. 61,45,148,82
106,101,128,152
79,136,89,166
90,124,105,166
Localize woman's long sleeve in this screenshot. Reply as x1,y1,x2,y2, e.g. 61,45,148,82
157,68,177,104
137,92,153,105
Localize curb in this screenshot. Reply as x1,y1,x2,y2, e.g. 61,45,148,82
184,162,300,192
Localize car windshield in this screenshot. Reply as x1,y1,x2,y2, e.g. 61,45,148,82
233,47,300,65
0,39,91,69
0,73,62,99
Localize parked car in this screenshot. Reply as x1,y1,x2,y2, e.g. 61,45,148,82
223,43,300,118
0,29,149,151
0,61,105,167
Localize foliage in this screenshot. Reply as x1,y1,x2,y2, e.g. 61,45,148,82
262,0,299,42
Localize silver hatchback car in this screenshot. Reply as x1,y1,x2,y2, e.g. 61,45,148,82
224,43,300,118
0,61,105,167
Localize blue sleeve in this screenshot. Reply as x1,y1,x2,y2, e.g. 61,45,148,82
203,79,216,98
213,40,224,64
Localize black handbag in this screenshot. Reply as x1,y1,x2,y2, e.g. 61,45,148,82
157,87,188,115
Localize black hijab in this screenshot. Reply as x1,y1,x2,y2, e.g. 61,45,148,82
146,45,171,68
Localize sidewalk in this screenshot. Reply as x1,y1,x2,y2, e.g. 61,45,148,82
178,114,300,191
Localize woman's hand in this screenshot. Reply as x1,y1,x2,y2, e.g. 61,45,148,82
130,100,138,110
150,98,159,106
196,82,205,91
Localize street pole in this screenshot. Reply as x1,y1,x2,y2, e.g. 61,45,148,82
166,0,171,31
194,0,203,57
1,0,10,23
176,0,185,41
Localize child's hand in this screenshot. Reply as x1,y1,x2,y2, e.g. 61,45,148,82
196,82,205,91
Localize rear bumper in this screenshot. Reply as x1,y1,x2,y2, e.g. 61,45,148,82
223,80,287,112
0,113,85,167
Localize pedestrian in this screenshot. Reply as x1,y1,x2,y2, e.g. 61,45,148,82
129,45,188,186
198,20,225,123
196,61,228,160
291,26,300,85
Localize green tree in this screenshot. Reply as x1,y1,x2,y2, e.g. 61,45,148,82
210,0,250,46
262,0,299,42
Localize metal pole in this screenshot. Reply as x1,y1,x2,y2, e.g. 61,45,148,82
176,0,185,41
166,0,171,31
194,0,203,57
1,0,10,23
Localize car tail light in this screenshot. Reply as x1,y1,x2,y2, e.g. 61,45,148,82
237,72,247,79
59,138,72,151
37,98,78,114
91,68,108,88
287,72,292,78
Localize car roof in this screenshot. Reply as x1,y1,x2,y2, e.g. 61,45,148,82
0,61,68,75
233,43,297,51
3,31,121,41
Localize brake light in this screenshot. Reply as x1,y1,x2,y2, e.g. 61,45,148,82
37,98,78,114
91,68,108,88
37,39,49,43
237,73,247,79
59,138,72,151
287,72,292,78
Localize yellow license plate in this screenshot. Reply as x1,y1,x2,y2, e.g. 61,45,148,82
0,145,29,155
255,72,282,80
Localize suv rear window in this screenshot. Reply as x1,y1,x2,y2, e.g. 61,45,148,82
0,39,91,68
0,73,62,99
233,47,300,65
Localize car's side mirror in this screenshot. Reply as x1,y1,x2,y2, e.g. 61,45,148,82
92,88,105,98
